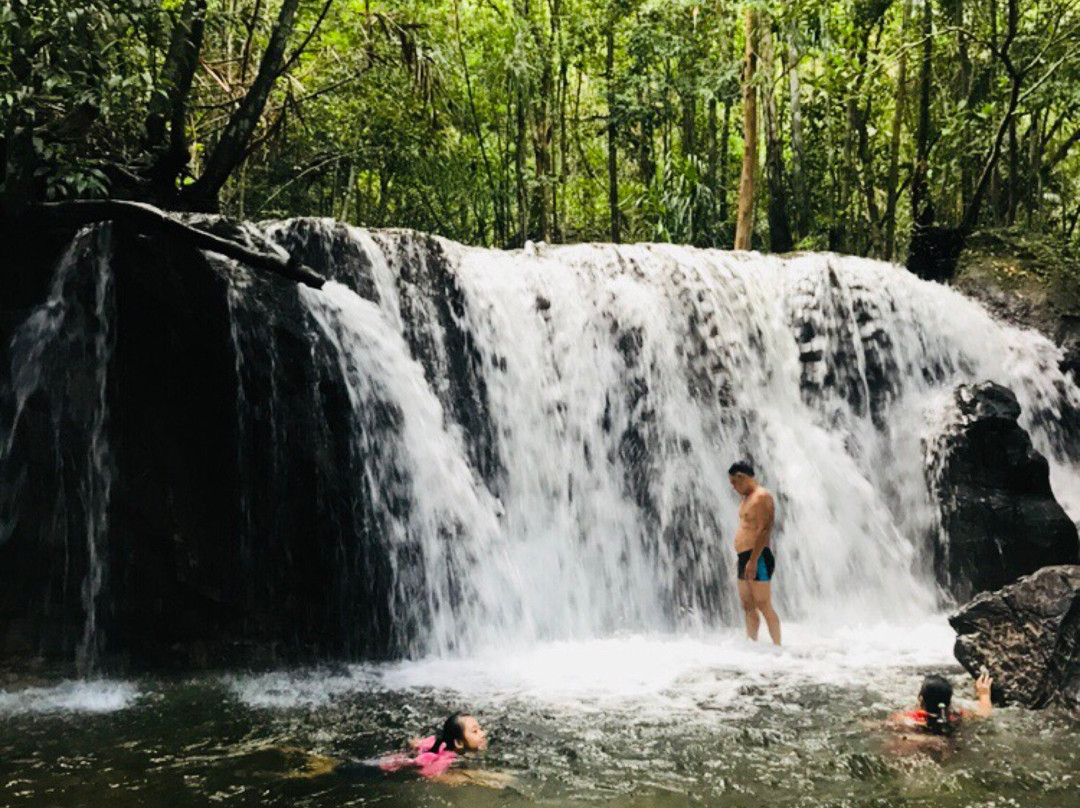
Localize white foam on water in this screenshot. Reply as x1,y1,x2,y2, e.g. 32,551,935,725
0,680,138,716
225,668,382,710
228,620,955,718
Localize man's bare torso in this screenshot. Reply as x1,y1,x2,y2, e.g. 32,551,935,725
734,487,774,553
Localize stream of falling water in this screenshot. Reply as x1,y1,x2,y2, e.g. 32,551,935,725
0,227,114,676
3,222,1079,661
279,228,1080,654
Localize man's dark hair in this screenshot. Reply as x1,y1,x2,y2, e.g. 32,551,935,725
728,461,755,477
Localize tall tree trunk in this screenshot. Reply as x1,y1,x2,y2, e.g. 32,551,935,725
734,8,758,250
145,0,207,201
706,96,718,189
911,0,934,229
761,20,792,252
556,20,568,242
846,9,889,255
885,0,913,259
454,0,502,243
185,0,301,207
1027,110,1044,226
855,69,883,251
532,59,552,242
516,87,527,244
954,0,973,213
719,99,731,226
907,0,1020,281
786,31,806,238
959,0,1021,236
606,19,620,242
1007,117,1018,224
681,43,697,161
988,0,1001,223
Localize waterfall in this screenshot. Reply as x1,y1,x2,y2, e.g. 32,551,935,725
4,219,1079,666
0,227,115,674
268,224,1080,653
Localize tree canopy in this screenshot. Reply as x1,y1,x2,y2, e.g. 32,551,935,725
3,0,1079,264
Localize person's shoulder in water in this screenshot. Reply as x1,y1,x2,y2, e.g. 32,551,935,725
883,672,993,753
291,711,513,788
390,712,514,788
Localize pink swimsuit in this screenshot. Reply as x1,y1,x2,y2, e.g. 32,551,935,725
378,735,458,778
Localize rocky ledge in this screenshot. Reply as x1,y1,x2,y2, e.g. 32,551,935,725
950,565,1080,710
955,229,1080,383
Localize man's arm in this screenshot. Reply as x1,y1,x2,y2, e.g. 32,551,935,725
743,493,775,580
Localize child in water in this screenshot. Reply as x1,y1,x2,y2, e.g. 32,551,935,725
294,711,512,788
883,671,992,758
887,671,993,734
378,711,489,779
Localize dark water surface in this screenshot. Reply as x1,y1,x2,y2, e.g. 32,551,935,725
2,629,1078,808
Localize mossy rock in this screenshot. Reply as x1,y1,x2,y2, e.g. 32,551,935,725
954,229,1080,353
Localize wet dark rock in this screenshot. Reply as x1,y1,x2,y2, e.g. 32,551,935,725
106,225,406,667
950,564,1080,709
930,382,1079,601
788,262,899,427
1057,318,1080,382
0,221,457,671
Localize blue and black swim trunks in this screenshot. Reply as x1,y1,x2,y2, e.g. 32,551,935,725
736,547,775,581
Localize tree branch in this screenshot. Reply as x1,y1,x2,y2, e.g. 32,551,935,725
185,0,302,204
20,201,325,288
279,0,334,78
1045,127,1080,173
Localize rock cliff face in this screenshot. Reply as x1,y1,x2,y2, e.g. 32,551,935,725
929,382,1079,601
951,565,1080,710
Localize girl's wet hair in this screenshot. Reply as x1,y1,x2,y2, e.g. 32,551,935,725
919,675,955,736
435,712,468,752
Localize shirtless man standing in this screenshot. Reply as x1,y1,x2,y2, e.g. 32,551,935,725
728,461,781,645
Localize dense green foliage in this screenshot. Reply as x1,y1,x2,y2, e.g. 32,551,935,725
2,0,1079,257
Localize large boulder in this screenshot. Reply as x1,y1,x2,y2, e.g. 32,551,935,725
0,218,503,672
930,381,1078,601
950,565,1080,709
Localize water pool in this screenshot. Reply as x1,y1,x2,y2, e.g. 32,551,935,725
3,622,1077,808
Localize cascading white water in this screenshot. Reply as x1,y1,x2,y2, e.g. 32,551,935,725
299,282,510,655
285,229,1080,655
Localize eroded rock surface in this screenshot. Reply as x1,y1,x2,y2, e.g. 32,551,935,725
951,565,1080,709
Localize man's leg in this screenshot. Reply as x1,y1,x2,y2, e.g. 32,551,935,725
749,581,781,646
738,579,760,640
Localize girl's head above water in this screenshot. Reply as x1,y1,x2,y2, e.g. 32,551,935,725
917,675,955,734
436,712,488,753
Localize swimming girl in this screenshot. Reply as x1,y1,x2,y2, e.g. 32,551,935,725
292,711,511,787
887,671,993,736
378,712,488,778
